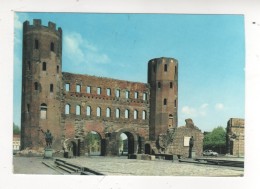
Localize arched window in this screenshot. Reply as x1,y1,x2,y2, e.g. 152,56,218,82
125,109,129,119
125,91,129,99
170,82,173,88
27,104,30,113
107,88,111,96
158,82,161,89
143,93,147,101
174,100,177,108
164,98,167,105
34,39,39,49
86,86,91,93
116,108,120,118
134,110,138,119
50,42,54,52
65,104,70,114
116,89,120,97
97,107,101,117
76,84,81,93
142,110,146,120
76,105,81,115
34,82,38,90
57,65,59,73
65,83,70,92
134,92,138,99
106,108,111,117
40,103,47,119
86,106,91,116
50,84,53,93
164,64,167,72
169,114,173,128
42,62,46,71
97,87,101,95
28,61,31,70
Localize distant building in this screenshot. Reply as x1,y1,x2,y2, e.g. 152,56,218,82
13,135,21,153
226,118,244,157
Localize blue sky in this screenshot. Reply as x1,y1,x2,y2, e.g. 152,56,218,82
13,12,245,132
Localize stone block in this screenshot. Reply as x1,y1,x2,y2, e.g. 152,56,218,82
128,154,155,160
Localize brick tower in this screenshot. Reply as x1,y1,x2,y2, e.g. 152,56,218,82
20,19,63,149
148,57,178,141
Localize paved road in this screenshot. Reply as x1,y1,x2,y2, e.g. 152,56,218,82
13,156,244,176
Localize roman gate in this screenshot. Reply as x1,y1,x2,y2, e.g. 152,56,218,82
61,72,150,156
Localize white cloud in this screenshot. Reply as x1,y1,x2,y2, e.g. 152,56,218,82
215,103,224,110
200,103,209,109
182,106,197,116
64,32,85,63
14,13,29,45
14,14,23,30
199,103,208,116
182,103,209,117
64,32,110,66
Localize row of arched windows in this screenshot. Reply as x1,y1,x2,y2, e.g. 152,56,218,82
65,83,148,101
163,98,177,107
153,63,177,74
26,61,59,73
65,104,147,120
34,82,54,93
34,39,55,52
158,81,173,89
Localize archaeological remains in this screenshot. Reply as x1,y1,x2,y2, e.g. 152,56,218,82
21,19,206,158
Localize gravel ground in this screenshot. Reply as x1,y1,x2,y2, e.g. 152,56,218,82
13,156,59,175
13,156,244,176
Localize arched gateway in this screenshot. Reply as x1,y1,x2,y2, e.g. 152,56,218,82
114,129,139,156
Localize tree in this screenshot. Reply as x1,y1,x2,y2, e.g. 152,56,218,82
13,123,20,135
85,132,100,146
203,126,226,154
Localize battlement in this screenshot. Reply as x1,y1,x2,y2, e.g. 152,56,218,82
23,19,62,35
148,57,178,65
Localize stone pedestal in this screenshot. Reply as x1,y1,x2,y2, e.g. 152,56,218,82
44,148,53,159
192,150,196,158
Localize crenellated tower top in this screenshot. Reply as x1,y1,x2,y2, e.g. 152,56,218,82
23,19,62,36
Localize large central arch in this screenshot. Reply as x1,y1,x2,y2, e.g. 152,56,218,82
85,131,106,156
115,129,138,156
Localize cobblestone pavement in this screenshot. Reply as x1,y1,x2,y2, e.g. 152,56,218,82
13,156,244,176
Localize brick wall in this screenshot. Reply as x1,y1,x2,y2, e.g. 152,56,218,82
60,72,150,155
226,118,244,157
167,119,204,158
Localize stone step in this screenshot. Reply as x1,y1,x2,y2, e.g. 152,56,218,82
57,165,75,174
55,161,80,172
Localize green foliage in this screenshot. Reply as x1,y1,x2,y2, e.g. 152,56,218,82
13,123,20,135
85,132,100,145
204,126,226,150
